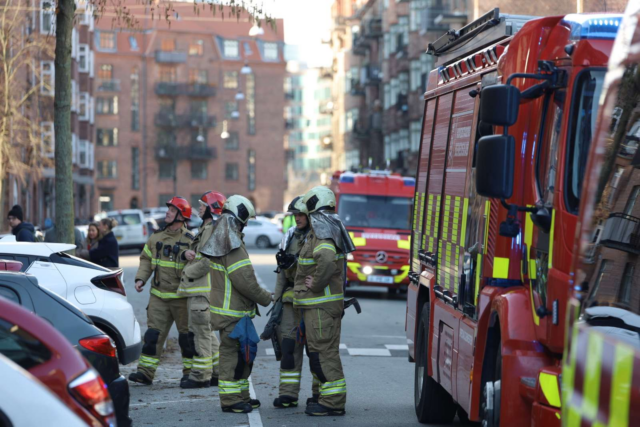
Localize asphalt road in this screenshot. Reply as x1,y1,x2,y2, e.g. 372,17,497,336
119,248,460,426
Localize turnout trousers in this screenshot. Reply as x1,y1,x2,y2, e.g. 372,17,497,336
187,296,220,382
218,322,253,408
301,307,346,410
277,303,319,400
136,294,192,381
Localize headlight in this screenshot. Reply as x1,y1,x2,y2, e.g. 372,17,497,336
391,269,398,275
347,253,354,261
362,266,373,275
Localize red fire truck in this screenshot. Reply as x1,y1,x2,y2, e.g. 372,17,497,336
330,170,414,294
405,8,620,426
563,2,640,425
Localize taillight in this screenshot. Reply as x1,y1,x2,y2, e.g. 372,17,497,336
68,369,116,427
143,225,148,236
91,270,127,296
80,335,117,358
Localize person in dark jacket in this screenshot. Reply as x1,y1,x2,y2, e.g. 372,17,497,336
90,218,119,268
7,205,35,242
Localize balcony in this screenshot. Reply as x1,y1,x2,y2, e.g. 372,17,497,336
600,213,640,255
154,111,181,127
185,84,216,97
154,111,217,128
365,18,383,38
155,144,217,160
187,145,216,159
155,50,188,63
364,65,382,85
97,79,120,92
185,114,217,128
350,80,365,96
396,93,409,113
155,82,181,96
352,34,368,56
155,83,216,97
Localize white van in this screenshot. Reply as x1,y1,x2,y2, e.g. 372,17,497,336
97,209,148,250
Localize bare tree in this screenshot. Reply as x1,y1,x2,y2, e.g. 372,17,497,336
0,0,55,221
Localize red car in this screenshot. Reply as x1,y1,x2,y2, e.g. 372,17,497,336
0,297,116,427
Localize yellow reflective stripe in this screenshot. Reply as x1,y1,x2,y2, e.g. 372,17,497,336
210,305,256,318
195,253,203,260
609,343,633,427
394,265,411,283
227,259,252,274
283,290,294,299
397,239,411,250
539,372,561,408
151,259,186,269
460,197,469,246
475,253,481,306
314,243,336,254
143,244,153,257
525,207,533,247
299,257,316,265
178,286,211,293
210,262,226,272
294,293,344,305
349,232,367,247
150,288,185,299
582,332,603,420
493,257,509,280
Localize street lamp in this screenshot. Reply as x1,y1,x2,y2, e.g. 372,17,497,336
220,120,230,139
249,24,264,36
235,91,245,100
241,61,252,75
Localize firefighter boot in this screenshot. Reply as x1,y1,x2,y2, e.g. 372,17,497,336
128,372,152,385
222,402,253,414
273,396,299,408
306,395,319,406
305,402,346,417
180,378,210,389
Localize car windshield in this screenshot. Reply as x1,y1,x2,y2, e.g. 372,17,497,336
109,213,141,226
338,194,413,230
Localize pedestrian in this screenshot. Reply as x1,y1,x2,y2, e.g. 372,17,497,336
128,197,195,386
77,222,101,260
268,195,316,409
199,195,273,414
7,205,35,242
293,186,355,416
89,218,119,268
177,191,227,389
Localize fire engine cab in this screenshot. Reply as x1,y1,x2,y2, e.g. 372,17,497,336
330,170,414,294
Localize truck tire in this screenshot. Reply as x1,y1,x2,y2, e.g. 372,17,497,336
482,339,502,427
414,302,457,424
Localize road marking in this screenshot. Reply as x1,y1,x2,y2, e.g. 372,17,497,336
385,344,409,350
248,376,263,427
130,397,218,407
347,348,392,357
369,335,407,339
339,343,348,350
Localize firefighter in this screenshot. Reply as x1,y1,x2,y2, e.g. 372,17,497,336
199,195,273,414
271,196,316,408
128,197,195,386
294,186,355,416
178,191,227,389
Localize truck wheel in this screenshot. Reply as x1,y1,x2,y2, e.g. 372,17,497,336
482,340,502,427
256,236,270,249
414,302,457,424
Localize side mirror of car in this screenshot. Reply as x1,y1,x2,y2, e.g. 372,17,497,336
475,135,515,199
480,85,521,126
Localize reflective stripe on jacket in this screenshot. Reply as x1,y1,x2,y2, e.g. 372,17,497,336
178,222,215,299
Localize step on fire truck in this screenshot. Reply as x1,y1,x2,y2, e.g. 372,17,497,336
405,8,621,426
330,170,414,294
563,2,640,426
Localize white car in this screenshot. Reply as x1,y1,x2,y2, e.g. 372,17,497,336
97,209,148,250
244,218,283,248
0,238,142,365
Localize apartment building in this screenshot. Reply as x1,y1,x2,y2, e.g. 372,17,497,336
94,3,286,213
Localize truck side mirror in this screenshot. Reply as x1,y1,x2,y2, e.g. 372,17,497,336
480,85,521,126
475,135,515,199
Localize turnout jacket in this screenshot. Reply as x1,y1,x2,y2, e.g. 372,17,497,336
209,244,272,331
135,226,195,300
293,231,345,317
274,228,306,304
177,222,215,299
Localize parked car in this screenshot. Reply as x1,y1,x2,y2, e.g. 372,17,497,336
0,266,131,425
0,354,87,427
143,206,168,217
243,217,283,248
145,217,160,235
0,294,116,426
97,209,147,250
0,239,142,366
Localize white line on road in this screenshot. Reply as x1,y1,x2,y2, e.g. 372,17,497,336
130,397,219,407
368,335,407,339
347,348,392,357
247,376,264,427
385,344,409,350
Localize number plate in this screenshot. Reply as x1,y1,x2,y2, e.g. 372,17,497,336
367,275,393,284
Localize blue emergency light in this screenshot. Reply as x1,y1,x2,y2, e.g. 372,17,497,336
562,14,623,41
339,175,355,183
403,178,415,186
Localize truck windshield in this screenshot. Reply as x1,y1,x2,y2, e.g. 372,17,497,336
566,69,606,213
338,194,413,230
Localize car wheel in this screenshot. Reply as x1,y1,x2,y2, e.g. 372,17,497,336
256,236,270,249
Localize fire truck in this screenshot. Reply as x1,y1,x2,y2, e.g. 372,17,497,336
329,170,414,294
563,2,640,425
405,8,621,426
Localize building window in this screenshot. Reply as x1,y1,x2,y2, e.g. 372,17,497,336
100,193,114,212
161,38,175,52
244,42,253,55
40,0,55,33
71,80,77,112
96,96,118,115
78,45,89,73
129,36,139,51
96,128,118,146
346,108,359,132
132,147,140,190
131,67,140,131
410,0,425,31
97,160,117,179
384,84,390,110
223,40,239,58
97,31,116,51
98,64,113,80
191,161,207,179
79,93,90,121
619,262,635,305
248,149,256,191
130,197,139,209
189,69,208,85
41,122,54,158
263,42,278,61
624,186,640,215
225,101,239,119
158,194,173,206
225,163,239,181
223,71,238,89
225,132,239,150
383,33,390,59
40,61,54,96
159,66,176,83
410,121,421,152
78,140,89,168
421,53,434,92
189,39,204,56
410,60,421,91
246,73,255,135
158,160,174,180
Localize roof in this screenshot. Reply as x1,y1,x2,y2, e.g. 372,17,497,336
334,171,415,197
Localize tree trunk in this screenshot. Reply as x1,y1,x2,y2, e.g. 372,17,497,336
54,0,75,245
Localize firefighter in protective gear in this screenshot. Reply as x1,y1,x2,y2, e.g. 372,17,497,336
271,196,315,409
178,191,226,389
128,197,195,385
200,195,273,414
294,186,355,416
